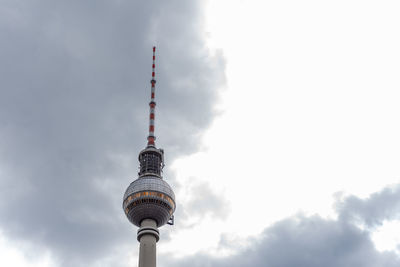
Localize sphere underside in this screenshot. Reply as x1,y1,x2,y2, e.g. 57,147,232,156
123,176,175,227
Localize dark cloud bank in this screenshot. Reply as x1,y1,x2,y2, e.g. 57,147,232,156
0,0,223,266
162,184,400,267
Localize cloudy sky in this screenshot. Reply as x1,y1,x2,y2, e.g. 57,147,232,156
1,0,400,266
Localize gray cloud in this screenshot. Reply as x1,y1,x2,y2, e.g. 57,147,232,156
185,182,230,220
161,216,400,267
174,181,231,229
160,185,400,267
335,183,400,227
0,1,224,266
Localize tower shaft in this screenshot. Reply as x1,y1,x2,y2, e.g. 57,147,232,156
138,219,159,267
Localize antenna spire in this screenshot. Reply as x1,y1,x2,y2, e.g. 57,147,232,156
147,46,157,147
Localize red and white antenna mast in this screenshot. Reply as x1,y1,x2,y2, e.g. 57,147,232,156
147,46,157,147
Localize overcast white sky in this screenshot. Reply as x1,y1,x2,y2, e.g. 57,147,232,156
168,0,400,257
1,1,400,266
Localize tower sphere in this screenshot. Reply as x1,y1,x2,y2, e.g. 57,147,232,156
123,175,176,227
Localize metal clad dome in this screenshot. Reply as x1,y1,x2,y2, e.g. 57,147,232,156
123,176,176,227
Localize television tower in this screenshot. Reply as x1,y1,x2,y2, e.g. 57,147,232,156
123,46,176,267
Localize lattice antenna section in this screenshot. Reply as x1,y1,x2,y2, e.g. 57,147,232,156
147,46,157,147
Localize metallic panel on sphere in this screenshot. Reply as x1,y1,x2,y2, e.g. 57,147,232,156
123,176,175,227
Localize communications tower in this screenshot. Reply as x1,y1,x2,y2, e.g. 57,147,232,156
123,47,176,267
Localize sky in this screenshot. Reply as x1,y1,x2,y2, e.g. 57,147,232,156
0,0,400,266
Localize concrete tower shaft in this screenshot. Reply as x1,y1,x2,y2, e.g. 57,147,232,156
138,219,159,267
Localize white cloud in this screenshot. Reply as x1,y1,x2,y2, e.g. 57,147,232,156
0,232,55,267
